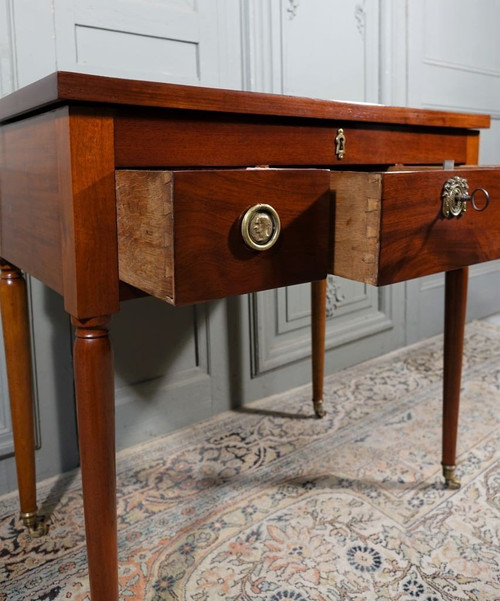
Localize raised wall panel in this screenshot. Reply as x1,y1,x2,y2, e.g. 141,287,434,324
74,26,200,82
424,1,500,77
406,0,500,344
250,0,405,380
253,278,400,375
111,299,212,450
54,0,241,87
409,0,500,116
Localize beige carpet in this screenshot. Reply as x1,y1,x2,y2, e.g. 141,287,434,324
1,320,499,600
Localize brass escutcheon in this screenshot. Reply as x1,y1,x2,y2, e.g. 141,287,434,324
442,176,491,218
241,204,281,251
442,176,469,218
335,128,346,160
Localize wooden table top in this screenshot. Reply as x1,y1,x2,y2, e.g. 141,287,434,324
0,71,491,129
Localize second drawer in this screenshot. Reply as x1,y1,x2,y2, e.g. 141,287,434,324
331,167,500,285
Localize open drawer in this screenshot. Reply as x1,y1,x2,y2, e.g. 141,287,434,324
116,169,331,305
331,167,500,285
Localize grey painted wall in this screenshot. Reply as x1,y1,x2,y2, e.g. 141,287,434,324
0,0,499,495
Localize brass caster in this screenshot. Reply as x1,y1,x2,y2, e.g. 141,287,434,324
313,398,326,419
21,510,47,538
442,465,461,490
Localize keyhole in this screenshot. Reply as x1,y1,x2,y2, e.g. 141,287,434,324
335,128,346,160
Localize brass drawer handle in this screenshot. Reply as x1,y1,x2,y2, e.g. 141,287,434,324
241,203,281,251
441,176,490,218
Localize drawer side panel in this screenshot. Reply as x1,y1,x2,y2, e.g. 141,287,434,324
116,170,174,302
330,171,382,285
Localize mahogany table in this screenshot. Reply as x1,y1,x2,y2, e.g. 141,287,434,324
1,72,499,601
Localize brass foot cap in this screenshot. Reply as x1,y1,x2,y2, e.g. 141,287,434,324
313,399,326,419
20,511,47,538
442,465,461,490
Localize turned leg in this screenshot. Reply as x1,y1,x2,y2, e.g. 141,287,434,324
442,267,468,489
72,315,118,601
0,261,45,537
311,278,327,418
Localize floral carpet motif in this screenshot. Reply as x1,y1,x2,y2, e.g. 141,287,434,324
1,320,500,600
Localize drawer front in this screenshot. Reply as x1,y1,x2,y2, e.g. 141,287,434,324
331,167,500,285
116,169,330,305
115,110,477,168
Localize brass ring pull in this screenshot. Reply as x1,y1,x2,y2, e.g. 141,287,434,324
469,187,490,212
241,204,281,251
441,176,491,218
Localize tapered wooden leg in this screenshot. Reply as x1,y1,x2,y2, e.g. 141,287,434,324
442,267,468,489
311,278,327,418
72,315,118,601
0,261,45,537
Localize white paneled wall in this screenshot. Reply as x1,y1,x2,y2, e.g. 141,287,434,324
54,0,242,87
406,0,500,341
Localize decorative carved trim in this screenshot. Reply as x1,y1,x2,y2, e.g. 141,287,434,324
286,0,299,20
326,276,345,318
354,2,366,38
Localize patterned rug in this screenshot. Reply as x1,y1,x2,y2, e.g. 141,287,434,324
1,320,500,601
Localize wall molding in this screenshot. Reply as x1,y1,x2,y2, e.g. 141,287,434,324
0,0,17,96
421,102,500,121
423,57,500,79
251,284,397,375
378,0,408,106
240,0,283,93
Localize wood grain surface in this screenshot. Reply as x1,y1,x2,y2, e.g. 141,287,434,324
330,171,383,285
331,167,500,285
72,315,118,601
0,263,38,518
117,169,331,305
0,71,490,129
0,110,64,293
442,267,468,469
115,110,477,168
116,170,174,301
56,107,119,319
